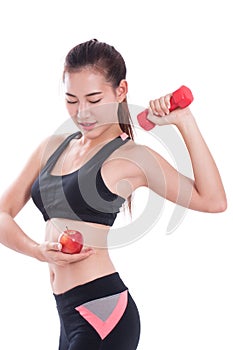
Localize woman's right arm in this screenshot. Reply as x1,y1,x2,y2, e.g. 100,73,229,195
0,136,94,265
0,211,94,265
0,136,56,259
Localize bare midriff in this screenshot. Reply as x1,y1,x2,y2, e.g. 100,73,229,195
45,218,116,294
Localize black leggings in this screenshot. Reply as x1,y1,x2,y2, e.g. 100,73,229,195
53,273,141,350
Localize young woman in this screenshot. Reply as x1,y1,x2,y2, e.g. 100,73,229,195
0,39,227,349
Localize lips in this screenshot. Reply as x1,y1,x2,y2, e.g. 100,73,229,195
80,122,96,126
78,121,97,131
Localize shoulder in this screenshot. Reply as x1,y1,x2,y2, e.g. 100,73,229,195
115,138,158,162
36,132,80,170
109,139,165,180
106,139,156,175
102,139,160,193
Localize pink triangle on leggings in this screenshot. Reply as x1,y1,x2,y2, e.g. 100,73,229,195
75,290,128,340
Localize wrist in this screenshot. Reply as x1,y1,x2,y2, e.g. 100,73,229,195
174,110,196,131
32,243,46,262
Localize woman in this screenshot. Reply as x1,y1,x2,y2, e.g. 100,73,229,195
0,39,227,349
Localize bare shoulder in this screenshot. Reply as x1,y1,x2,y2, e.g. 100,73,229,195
114,139,158,162
0,132,80,216
102,139,159,195
108,139,165,181
37,132,78,169
105,139,157,177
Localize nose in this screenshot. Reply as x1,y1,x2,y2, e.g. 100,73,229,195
79,100,88,112
77,103,92,121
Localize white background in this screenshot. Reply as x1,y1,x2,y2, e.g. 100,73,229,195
0,0,232,349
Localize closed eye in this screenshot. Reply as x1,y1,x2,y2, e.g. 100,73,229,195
89,99,101,104
66,100,78,104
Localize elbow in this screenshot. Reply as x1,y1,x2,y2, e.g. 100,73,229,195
214,200,227,213
205,197,227,213
0,209,14,219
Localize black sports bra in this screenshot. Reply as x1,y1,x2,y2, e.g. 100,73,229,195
31,132,130,226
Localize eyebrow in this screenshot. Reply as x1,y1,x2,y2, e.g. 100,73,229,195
65,91,102,98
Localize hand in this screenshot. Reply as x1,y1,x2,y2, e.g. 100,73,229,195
35,241,95,266
148,94,192,126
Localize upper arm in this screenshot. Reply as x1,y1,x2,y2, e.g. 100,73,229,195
0,134,67,218
134,145,202,210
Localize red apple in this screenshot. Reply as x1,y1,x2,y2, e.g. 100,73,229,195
58,227,84,254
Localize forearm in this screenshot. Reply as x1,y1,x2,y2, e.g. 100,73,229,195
176,112,227,210
0,211,41,260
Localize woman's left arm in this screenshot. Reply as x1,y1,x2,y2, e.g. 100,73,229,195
138,95,227,213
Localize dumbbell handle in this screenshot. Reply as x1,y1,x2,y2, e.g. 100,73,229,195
137,85,194,131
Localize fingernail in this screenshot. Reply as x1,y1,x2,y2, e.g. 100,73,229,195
57,243,62,251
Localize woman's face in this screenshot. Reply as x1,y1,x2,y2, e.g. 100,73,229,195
64,69,127,138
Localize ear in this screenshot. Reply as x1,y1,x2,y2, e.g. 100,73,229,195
116,79,128,102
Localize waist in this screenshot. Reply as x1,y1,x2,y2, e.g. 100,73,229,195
53,272,128,313
49,245,116,294
46,218,110,249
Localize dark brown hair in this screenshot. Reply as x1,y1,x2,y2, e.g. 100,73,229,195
63,39,134,139
63,39,134,213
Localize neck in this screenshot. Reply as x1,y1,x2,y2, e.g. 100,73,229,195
81,126,124,148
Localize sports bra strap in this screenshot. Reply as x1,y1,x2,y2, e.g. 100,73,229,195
82,135,130,171
43,131,82,172
43,131,130,174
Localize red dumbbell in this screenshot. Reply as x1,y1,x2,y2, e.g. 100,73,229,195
137,85,194,131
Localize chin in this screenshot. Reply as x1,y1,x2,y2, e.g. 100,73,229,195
82,124,116,139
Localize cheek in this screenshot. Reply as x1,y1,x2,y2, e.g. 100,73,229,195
93,102,119,123
66,103,78,117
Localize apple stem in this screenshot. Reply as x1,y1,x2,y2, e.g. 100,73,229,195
66,225,69,231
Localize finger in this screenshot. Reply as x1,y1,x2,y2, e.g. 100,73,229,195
164,94,171,110
81,247,95,254
61,248,95,264
160,95,170,115
74,247,95,258
149,100,159,115
154,98,166,116
62,247,95,258
46,241,62,252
